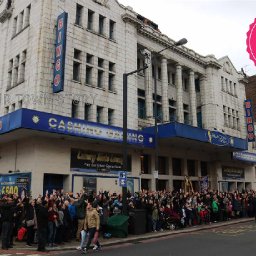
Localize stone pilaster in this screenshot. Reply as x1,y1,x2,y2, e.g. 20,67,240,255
161,58,169,122
189,70,197,126
145,52,153,118
176,64,183,123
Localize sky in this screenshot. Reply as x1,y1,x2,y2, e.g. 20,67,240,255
118,0,256,76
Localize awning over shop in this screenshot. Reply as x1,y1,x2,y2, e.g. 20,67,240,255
143,122,247,151
0,109,155,148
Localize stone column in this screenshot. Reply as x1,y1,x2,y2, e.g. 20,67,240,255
189,70,197,126
145,52,153,118
175,64,183,123
161,58,169,122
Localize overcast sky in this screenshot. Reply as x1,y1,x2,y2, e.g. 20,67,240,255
118,0,256,76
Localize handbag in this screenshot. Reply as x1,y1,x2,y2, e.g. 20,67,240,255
26,219,35,227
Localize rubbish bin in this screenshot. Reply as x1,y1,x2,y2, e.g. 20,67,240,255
106,215,129,238
128,209,147,235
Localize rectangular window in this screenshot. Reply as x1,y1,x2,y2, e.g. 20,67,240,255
75,4,83,26
73,49,82,81
5,106,9,114
140,154,151,174
18,100,22,109
172,73,175,86
97,70,104,88
7,59,13,89
74,49,81,60
169,108,176,122
73,61,80,81
71,100,79,118
99,15,105,35
172,158,182,176
108,73,114,91
84,104,91,120
158,156,168,175
86,66,93,85
18,11,24,32
13,55,20,87
97,106,103,123
98,58,104,68
187,159,196,177
86,53,93,64
12,16,17,36
24,4,31,27
221,76,224,91
87,10,94,30
153,103,162,122
11,103,15,112
201,161,208,177
138,98,146,119
109,20,115,40
157,67,161,80
195,78,200,92
109,62,115,72
108,108,114,125
183,78,188,91
184,112,189,125
19,50,26,83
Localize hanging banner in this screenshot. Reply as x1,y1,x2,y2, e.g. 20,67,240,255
199,176,209,192
0,172,31,197
53,12,68,93
244,99,255,142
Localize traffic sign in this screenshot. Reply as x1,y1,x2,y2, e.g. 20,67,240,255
118,171,127,187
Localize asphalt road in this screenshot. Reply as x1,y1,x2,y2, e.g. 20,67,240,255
57,222,256,256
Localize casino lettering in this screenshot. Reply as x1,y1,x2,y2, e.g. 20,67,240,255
48,118,144,143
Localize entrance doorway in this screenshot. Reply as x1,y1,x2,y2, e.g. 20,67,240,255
43,174,64,195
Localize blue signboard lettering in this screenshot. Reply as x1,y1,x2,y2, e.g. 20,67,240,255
53,12,68,93
0,109,155,148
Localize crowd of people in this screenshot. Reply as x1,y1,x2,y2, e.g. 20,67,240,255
1,188,256,252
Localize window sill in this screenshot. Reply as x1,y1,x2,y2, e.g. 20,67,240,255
86,28,117,43
108,89,117,94
6,80,25,91
71,79,82,84
11,24,30,40
74,23,84,29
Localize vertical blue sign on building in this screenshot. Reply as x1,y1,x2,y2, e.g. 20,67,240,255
53,12,68,93
118,171,127,187
245,99,255,142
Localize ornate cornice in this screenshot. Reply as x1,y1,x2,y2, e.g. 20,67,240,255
122,12,223,70
122,13,143,28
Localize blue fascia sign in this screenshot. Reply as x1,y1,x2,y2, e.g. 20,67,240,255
53,12,68,93
0,109,155,148
233,151,256,164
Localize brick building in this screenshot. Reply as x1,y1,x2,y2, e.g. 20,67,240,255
0,0,255,196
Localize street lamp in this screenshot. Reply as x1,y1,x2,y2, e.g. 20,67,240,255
122,51,151,215
153,38,188,191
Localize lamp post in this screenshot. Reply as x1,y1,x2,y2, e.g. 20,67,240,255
122,54,150,215
153,38,188,191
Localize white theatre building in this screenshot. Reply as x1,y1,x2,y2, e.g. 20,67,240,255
0,0,255,197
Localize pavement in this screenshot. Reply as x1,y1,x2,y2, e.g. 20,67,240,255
2,217,254,252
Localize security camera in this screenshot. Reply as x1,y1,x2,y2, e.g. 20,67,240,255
140,49,151,65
